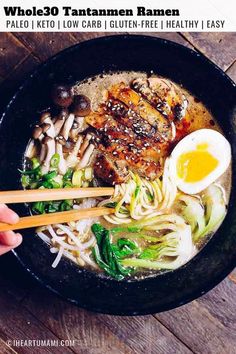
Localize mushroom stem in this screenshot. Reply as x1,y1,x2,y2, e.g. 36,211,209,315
40,113,55,138
66,135,83,168
56,142,67,175
25,139,37,159
39,144,47,162
77,144,95,169
54,118,66,136
60,113,75,141
79,133,92,156
41,137,56,175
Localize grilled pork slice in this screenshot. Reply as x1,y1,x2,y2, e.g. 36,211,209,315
86,112,164,162
109,83,172,141
94,154,129,185
105,98,159,140
132,77,188,121
97,143,162,181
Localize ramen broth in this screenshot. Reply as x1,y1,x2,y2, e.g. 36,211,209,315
23,71,231,278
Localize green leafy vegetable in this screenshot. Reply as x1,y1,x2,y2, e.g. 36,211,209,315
176,185,227,243
197,184,226,241
116,214,196,271
177,195,205,241
91,224,135,280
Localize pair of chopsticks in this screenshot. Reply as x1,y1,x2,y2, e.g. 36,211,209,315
0,187,115,232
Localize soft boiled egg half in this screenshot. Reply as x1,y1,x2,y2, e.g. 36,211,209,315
169,129,231,194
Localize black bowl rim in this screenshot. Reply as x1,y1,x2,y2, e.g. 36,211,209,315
1,34,236,315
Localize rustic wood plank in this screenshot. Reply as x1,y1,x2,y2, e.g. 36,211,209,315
13,32,125,62
181,32,236,71
97,313,193,354
197,278,236,328
22,286,133,354
226,60,236,82
0,287,75,354
13,33,78,61
228,268,236,284
0,33,30,78
0,338,18,354
22,286,193,354
155,278,236,354
71,32,126,42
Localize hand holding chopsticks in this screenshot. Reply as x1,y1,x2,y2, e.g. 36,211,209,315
0,187,115,232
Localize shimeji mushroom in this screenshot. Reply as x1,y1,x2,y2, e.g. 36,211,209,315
66,135,83,168
79,133,92,156
30,125,46,161
56,141,67,175
41,136,56,175
54,109,69,136
40,113,55,138
26,126,44,159
77,144,95,169
60,113,75,141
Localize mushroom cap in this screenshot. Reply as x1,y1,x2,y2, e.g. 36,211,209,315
41,123,51,133
42,135,54,144
32,126,43,139
59,108,69,120
40,112,51,123
71,95,91,116
56,135,66,145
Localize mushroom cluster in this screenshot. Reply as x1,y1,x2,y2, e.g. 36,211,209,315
26,85,95,176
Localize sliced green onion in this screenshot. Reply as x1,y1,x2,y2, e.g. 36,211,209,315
32,201,45,214
72,170,83,187
50,153,60,168
21,175,30,187
31,157,40,169
84,167,93,181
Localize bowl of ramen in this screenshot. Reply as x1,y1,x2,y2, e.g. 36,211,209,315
0,35,235,315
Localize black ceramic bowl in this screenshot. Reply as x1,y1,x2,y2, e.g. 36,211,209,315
0,35,236,315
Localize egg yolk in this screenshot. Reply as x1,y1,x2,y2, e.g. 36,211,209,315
177,144,218,183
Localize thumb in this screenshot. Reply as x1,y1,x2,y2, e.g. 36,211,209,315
0,204,19,224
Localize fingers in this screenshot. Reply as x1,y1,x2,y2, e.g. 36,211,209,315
0,204,19,224
0,231,22,246
0,205,22,256
0,232,22,256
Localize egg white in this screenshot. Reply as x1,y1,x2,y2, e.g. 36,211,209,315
169,129,231,194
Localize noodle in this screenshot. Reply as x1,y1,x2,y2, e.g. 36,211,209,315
99,158,177,224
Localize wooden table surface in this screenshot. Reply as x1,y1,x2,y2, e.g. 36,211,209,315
0,32,235,354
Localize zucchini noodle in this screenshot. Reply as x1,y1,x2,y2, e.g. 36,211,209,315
99,158,177,224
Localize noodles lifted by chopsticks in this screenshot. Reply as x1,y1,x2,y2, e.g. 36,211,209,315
99,158,177,224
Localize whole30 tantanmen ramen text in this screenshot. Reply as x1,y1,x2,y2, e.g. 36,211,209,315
22,72,231,280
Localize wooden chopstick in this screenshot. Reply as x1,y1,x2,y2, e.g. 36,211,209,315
0,207,114,232
0,187,114,204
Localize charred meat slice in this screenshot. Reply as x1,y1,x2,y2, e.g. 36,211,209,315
105,98,159,141
86,112,163,161
97,143,163,181
132,77,188,121
94,154,129,185
109,83,172,141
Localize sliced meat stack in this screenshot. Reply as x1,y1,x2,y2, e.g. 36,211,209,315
86,78,188,185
